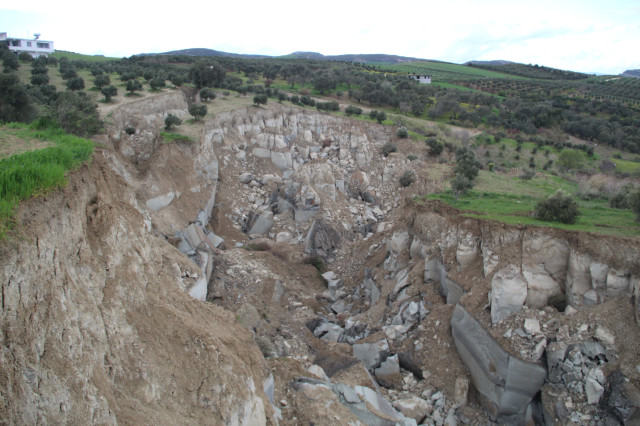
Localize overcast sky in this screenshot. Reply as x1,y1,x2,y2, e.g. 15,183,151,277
2,0,639,75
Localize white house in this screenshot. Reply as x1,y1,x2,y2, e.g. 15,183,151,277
408,74,432,84
0,32,54,58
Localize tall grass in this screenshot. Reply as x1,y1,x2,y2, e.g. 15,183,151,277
0,124,94,238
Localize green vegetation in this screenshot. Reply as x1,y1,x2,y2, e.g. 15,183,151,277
534,190,580,224
399,170,416,187
51,50,120,63
164,114,182,130
0,123,94,238
188,103,207,120
160,132,192,143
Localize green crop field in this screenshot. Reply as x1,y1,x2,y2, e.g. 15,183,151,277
51,50,120,62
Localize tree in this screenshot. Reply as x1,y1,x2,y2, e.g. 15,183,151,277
313,74,337,95
426,138,443,157
30,73,49,86
126,79,143,94
253,94,267,106
149,77,165,91
101,85,117,102
47,91,103,137
66,77,85,91
534,190,580,224
557,149,584,172
189,103,207,120
2,53,19,72
345,105,362,116
375,110,387,123
165,113,182,130
94,74,110,89
61,68,78,80
18,52,32,62
199,88,216,102
189,61,225,89
451,174,473,197
629,187,640,222
0,73,36,122
454,147,481,181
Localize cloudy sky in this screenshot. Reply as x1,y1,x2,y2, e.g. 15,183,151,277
2,0,638,74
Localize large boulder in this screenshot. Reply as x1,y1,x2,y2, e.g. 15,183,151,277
451,305,546,423
491,265,527,324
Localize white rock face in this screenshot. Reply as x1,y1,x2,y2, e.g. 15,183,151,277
491,265,528,324
456,233,477,269
388,230,411,255
523,264,562,308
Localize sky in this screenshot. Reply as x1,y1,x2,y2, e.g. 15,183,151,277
2,0,639,75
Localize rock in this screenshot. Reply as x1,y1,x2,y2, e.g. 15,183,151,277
585,368,606,404
375,354,400,378
304,220,341,257
491,265,527,324
206,231,224,248
388,230,410,254
523,318,541,335
239,172,253,184
272,279,286,303
353,338,390,370
393,396,433,422
602,370,640,424
275,231,291,243
564,305,577,316
363,267,380,305
594,326,615,347
146,192,175,211
353,385,406,425
247,215,274,235
313,322,344,342
307,365,330,382
451,305,546,423
454,377,469,408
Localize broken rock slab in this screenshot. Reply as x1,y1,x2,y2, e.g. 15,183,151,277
451,305,546,423
146,191,176,211
491,265,527,324
353,337,390,370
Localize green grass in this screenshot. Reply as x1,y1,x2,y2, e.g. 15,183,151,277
423,171,639,236
51,50,120,62
160,132,192,143
0,124,94,238
613,158,640,175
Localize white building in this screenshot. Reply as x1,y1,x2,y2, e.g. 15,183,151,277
408,74,432,84
1,32,54,58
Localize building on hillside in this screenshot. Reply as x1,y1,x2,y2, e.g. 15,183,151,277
0,32,54,58
407,74,432,84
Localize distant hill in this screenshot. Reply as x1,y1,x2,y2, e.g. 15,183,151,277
285,51,430,64
465,60,515,66
620,69,640,79
145,48,430,64
154,48,270,59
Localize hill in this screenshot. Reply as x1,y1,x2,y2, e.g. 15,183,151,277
621,69,640,79
285,51,431,64
155,48,270,59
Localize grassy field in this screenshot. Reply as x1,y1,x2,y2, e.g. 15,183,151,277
51,50,121,62
0,123,94,238
422,170,639,236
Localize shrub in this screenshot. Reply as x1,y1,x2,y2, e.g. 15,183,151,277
396,127,409,139
345,105,362,116
399,170,416,187
382,142,397,157
188,103,207,120
303,255,326,274
534,190,580,224
629,188,640,222
125,126,135,135
451,175,473,197
66,76,85,91
200,88,216,101
164,113,182,130
426,138,443,157
47,91,103,137
18,52,33,62
407,154,418,161
253,94,267,106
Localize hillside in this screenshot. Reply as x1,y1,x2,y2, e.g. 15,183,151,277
2,46,640,424
2,90,640,424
